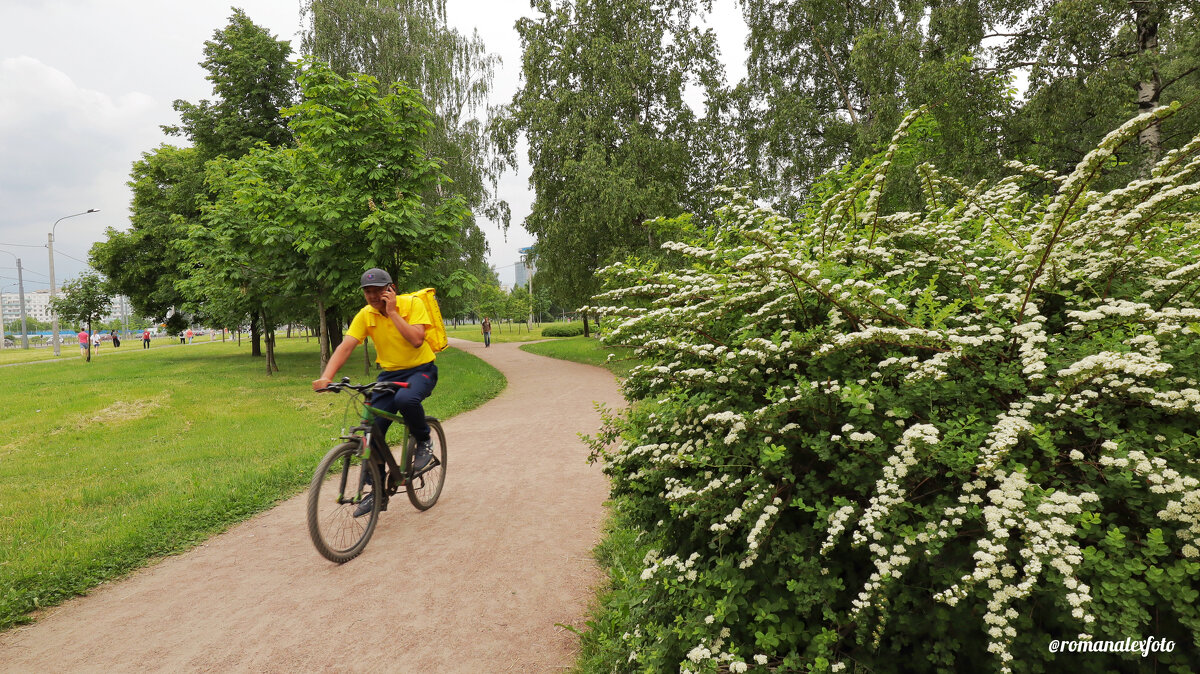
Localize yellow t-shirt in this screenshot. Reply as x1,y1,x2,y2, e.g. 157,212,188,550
347,296,436,371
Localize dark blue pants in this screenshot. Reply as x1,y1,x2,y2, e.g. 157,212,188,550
369,362,438,450
483,331,491,346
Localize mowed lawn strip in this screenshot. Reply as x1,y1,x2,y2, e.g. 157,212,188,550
0,333,227,367
0,337,504,630
520,335,642,378
446,321,585,343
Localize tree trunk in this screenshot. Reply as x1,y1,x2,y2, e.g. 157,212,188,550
582,310,591,338
250,311,262,357
1136,3,1162,176
86,321,92,362
263,309,278,374
325,306,343,351
317,298,329,370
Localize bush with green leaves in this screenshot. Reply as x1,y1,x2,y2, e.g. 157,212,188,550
542,323,585,337
585,106,1200,673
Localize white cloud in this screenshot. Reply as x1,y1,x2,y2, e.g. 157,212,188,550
0,56,164,281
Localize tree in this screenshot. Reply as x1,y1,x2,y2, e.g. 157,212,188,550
92,144,202,335
301,0,505,223
194,59,473,372
94,10,299,358
735,0,1200,213
736,0,1015,214
300,0,499,318
493,0,726,336
165,8,297,162
996,0,1200,180
49,272,113,363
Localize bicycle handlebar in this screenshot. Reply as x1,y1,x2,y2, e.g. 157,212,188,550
317,377,408,394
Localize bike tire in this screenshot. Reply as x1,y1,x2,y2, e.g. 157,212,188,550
406,418,446,511
307,441,382,563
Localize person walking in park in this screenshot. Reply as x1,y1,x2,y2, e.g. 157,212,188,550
142,329,151,349
186,328,194,344
77,329,89,360
110,330,121,348
312,268,438,515
91,331,101,357
481,316,492,347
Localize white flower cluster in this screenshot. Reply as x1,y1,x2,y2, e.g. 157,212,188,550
934,470,1098,673
1115,447,1200,550
852,424,940,546
821,504,858,554
742,497,784,569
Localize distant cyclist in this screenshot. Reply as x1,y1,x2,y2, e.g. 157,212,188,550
313,268,439,497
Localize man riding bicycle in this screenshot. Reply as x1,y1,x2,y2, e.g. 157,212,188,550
312,268,438,514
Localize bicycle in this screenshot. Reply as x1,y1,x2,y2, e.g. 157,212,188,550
307,377,447,563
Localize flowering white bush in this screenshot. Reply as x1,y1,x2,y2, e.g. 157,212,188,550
584,105,1200,672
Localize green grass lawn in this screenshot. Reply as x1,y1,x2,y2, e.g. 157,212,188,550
0,336,504,629
519,335,642,378
446,321,585,343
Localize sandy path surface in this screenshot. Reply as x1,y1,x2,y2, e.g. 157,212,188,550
0,338,623,673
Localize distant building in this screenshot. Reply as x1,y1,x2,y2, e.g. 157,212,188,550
0,289,52,324
0,288,130,328
515,248,535,289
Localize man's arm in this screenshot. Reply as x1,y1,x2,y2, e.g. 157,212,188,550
383,288,427,348
312,335,361,390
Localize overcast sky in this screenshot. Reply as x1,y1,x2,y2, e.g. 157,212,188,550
0,0,745,294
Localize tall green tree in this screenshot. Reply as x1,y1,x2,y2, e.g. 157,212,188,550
49,272,113,363
195,59,472,371
94,10,298,357
736,0,1015,214
735,0,1200,212
994,0,1200,179
301,0,501,281
166,7,297,161
493,0,725,335
91,144,203,334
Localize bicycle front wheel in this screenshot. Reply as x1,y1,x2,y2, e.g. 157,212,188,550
406,418,446,511
307,440,382,563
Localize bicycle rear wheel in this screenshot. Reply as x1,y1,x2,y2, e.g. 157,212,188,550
307,440,382,563
406,418,446,511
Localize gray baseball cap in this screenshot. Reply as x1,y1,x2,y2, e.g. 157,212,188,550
360,268,393,287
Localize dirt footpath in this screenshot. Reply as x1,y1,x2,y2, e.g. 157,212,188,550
0,338,623,673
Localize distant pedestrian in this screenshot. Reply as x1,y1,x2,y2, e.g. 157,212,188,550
91,332,101,355
111,330,121,348
481,317,492,348
77,329,89,359
142,329,151,349
186,328,194,344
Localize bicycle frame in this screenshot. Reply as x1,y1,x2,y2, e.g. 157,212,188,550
350,401,411,490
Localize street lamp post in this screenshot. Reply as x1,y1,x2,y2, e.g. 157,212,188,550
48,209,99,356
0,249,30,349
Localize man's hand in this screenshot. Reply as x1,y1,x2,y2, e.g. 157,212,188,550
383,287,399,316
312,378,331,392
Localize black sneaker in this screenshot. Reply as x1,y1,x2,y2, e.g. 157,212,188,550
352,491,387,518
353,492,375,518
412,439,434,473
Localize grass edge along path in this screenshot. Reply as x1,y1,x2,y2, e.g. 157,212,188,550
0,338,505,630
519,335,641,379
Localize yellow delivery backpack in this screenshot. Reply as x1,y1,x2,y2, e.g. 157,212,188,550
407,288,448,352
